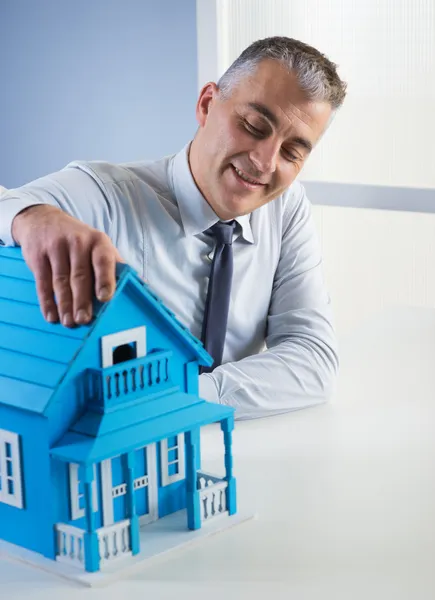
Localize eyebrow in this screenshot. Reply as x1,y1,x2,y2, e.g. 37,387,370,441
247,102,313,154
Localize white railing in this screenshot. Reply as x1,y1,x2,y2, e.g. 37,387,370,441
55,523,85,568
97,519,131,565
197,472,228,522
86,350,174,411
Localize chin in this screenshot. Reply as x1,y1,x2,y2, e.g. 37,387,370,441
220,196,260,218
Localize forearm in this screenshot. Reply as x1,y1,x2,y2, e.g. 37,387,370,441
199,305,339,420
0,166,112,246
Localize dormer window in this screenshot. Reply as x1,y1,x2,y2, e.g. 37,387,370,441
113,342,137,365
101,327,146,368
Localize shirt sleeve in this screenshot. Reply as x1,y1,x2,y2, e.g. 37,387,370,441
0,164,114,246
201,184,339,420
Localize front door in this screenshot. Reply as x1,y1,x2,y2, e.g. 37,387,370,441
100,444,158,527
135,443,158,525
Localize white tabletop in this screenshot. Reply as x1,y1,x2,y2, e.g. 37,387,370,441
2,305,435,600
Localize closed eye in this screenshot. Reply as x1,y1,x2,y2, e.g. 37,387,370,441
243,119,266,138
241,117,301,163
281,148,299,162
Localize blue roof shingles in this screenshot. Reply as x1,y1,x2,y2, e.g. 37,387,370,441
0,248,90,412
0,248,213,415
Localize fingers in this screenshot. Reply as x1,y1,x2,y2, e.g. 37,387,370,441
33,254,59,323
69,235,93,325
49,242,74,327
18,206,122,327
91,237,118,304
55,232,118,326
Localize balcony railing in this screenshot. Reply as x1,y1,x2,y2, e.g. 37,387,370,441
97,519,131,565
55,523,85,568
55,520,132,570
85,350,175,412
197,471,228,522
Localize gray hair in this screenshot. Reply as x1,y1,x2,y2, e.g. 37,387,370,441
217,36,347,110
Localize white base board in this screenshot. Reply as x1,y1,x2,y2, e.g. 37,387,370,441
0,509,256,588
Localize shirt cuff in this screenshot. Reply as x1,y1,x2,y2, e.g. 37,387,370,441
198,373,220,404
0,196,45,246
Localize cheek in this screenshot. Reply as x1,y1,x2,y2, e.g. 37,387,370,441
263,167,298,201
218,117,256,155
215,122,240,155
277,162,300,187
205,117,233,154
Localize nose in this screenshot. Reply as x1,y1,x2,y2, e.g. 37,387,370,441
249,138,279,175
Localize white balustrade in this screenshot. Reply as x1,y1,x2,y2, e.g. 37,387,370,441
55,523,85,568
97,519,131,564
197,472,228,522
102,351,172,402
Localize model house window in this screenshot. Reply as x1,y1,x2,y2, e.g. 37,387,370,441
161,434,185,486
69,463,98,520
113,342,137,364
0,429,23,509
101,326,146,368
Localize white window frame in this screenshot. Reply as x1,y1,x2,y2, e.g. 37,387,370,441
161,434,185,486
101,326,146,368
69,463,98,520
0,429,23,509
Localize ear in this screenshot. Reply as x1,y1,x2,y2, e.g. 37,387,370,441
195,82,219,127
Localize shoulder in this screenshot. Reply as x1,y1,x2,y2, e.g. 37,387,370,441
64,155,174,198
282,180,312,225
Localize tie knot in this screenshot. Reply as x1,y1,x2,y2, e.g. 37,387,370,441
208,220,236,245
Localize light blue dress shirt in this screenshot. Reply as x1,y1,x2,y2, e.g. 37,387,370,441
0,144,339,419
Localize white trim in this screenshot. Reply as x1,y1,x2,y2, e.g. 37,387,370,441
0,429,23,509
160,434,185,487
112,483,127,497
140,443,158,526
134,476,148,490
69,464,98,520
101,326,146,368
101,459,114,527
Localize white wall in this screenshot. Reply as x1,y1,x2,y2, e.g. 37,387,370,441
313,205,435,336
198,0,435,189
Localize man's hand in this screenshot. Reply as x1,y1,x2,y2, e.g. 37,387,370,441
12,205,123,327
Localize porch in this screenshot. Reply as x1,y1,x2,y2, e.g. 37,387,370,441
55,471,231,570
51,396,237,573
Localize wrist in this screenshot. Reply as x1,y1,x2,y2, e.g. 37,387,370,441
12,204,58,244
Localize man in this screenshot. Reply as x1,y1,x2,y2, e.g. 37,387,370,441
0,36,347,419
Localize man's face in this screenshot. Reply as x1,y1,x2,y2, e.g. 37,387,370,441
190,59,333,220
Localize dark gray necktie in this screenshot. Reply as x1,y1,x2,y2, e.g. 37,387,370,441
200,220,236,374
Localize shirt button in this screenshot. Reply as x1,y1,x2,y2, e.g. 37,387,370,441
206,251,213,263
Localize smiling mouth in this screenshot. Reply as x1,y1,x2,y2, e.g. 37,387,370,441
231,165,266,186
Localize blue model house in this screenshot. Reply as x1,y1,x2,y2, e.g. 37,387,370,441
0,247,236,574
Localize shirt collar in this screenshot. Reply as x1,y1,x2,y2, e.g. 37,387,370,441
170,143,254,244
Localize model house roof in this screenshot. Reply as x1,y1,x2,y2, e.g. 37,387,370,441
52,392,233,465
0,247,212,415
